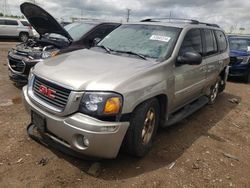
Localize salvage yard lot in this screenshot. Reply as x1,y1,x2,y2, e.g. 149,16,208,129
0,41,250,188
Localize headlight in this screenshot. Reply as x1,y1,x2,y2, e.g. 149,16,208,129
239,56,250,65
79,92,123,117
41,50,59,59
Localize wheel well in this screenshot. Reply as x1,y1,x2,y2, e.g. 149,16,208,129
131,94,168,123
155,94,168,122
19,32,29,36
219,67,226,80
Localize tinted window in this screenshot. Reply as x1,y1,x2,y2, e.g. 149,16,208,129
99,24,181,59
64,22,97,41
94,25,118,39
204,29,218,56
0,19,5,25
215,30,227,52
21,21,30,26
179,29,202,55
5,20,18,26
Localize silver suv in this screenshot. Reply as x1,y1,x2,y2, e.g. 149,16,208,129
23,18,229,159
0,18,33,42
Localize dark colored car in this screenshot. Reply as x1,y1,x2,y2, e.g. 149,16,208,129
8,2,120,85
228,35,250,82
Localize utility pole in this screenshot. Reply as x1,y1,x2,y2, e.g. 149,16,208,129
126,8,131,22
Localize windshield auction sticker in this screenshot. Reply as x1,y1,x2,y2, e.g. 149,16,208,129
150,35,171,42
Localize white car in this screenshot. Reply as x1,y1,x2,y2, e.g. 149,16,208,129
0,17,34,42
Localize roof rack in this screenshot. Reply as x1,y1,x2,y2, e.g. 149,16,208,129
140,17,220,28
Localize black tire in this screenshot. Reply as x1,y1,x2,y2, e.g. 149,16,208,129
244,69,250,83
124,98,160,157
218,78,226,93
208,78,220,105
19,32,29,42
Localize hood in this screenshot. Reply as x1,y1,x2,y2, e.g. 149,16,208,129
34,49,156,91
230,49,250,57
20,2,73,41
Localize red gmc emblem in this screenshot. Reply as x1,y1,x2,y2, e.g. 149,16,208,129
39,85,56,99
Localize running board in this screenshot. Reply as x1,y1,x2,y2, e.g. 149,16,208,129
164,96,209,127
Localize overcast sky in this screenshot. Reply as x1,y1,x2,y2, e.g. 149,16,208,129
3,0,250,33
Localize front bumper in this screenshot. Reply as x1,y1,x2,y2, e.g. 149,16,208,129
8,68,28,84
22,86,130,159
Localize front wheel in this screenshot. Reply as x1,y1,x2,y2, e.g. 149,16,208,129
124,98,160,157
19,32,29,42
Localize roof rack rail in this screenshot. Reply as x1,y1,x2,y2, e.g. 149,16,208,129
140,18,199,24
140,17,220,28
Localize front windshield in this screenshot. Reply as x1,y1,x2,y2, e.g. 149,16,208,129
98,24,181,60
229,38,250,51
48,22,97,41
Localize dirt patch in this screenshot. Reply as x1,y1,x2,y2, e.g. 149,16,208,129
0,42,250,188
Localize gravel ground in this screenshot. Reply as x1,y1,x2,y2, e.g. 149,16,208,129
0,41,250,188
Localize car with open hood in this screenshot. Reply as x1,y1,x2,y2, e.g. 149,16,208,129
228,35,250,82
8,2,120,85
23,18,229,159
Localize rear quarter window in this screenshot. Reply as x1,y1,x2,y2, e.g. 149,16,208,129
21,21,30,26
215,30,227,52
5,20,18,26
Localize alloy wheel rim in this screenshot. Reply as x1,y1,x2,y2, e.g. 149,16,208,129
211,82,219,102
21,35,28,42
142,108,156,145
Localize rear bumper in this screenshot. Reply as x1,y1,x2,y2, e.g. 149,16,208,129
229,66,248,77
22,86,130,159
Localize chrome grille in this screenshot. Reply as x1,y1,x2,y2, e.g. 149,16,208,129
33,76,71,110
8,57,25,73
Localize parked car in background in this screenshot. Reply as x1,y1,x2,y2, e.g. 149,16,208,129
23,18,229,159
8,2,120,85
228,35,250,82
0,17,33,42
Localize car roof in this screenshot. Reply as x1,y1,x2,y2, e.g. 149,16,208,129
228,35,250,39
0,17,19,21
75,20,120,25
127,18,224,31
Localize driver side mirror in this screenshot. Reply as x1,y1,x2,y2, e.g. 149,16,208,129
92,38,101,47
177,52,202,65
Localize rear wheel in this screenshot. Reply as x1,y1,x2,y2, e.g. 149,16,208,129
208,78,220,105
19,32,29,42
124,98,160,157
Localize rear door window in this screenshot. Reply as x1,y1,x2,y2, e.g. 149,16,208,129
215,30,227,52
204,29,218,56
0,19,5,25
179,29,203,56
5,20,18,26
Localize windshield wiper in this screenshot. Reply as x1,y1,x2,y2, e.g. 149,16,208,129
111,50,148,60
96,45,111,53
